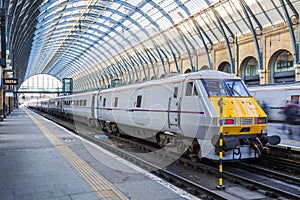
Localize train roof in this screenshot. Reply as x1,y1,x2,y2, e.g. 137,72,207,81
100,70,241,94
249,81,300,92
33,71,241,99
48,91,98,100
185,70,240,80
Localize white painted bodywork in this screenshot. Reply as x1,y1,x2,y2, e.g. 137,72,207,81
35,70,258,160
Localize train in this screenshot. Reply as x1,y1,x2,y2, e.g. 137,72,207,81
27,70,280,160
249,83,300,124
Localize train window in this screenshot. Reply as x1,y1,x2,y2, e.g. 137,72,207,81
103,98,106,107
173,87,178,98
136,95,142,108
202,79,250,97
83,100,87,106
185,82,198,96
114,97,118,107
202,80,226,96
291,95,299,104
186,82,193,96
80,100,83,106
194,84,198,95
224,80,249,97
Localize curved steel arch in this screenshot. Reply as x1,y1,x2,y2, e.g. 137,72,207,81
5,0,300,91
28,0,180,80
30,1,165,74
46,31,118,72
52,48,100,77
36,10,135,45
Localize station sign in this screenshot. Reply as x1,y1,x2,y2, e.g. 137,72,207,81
3,78,18,85
5,92,14,97
63,78,73,94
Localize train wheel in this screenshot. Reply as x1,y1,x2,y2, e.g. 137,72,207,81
186,140,200,162
112,124,120,137
99,121,107,132
156,132,177,147
87,119,92,127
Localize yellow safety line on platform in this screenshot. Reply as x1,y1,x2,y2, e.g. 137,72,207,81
25,109,128,200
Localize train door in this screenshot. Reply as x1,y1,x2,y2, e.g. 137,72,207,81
96,93,102,119
58,99,63,115
91,94,96,119
131,90,145,126
168,84,180,131
180,81,201,138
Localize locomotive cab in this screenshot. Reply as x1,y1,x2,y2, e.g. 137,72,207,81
199,77,280,160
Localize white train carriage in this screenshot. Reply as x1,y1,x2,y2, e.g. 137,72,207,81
48,97,62,116
249,83,300,122
27,99,48,111
39,99,49,112
28,70,280,160
61,96,73,120
62,91,98,125
95,70,278,160
26,100,39,109
98,72,218,139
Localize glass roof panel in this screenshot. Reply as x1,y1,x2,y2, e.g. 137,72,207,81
110,13,122,21
183,0,210,15
7,0,297,85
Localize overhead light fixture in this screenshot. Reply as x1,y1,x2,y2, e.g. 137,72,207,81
255,27,262,35
291,15,298,25
207,43,212,50
228,36,234,44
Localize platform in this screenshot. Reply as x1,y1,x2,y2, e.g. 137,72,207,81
0,108,196,200
266,123,300,149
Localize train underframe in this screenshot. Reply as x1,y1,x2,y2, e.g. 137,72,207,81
78,117,280,161
210,133,281,160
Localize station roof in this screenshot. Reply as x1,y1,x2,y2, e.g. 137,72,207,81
4,0,299,88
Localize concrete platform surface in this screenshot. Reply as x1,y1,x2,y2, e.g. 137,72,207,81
0,108,198,200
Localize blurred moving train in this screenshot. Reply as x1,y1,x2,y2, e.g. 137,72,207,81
249,83,300,124
27,70,280,160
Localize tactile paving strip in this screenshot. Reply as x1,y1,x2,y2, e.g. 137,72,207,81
25,109,128,200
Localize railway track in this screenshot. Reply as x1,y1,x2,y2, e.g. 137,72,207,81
240,145,300,179
261,145,300,176
235,162,300,186
30,109,300,199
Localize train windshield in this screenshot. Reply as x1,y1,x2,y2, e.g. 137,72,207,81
201,79,250,97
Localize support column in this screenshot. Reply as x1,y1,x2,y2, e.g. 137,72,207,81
0,6,5,120
0,70,3,121
2,69,7,117
295,63,300,81
259,70,267,85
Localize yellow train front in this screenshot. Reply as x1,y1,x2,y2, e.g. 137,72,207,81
200,76,281,160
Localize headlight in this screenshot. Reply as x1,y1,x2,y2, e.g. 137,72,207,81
255,117,267,124
221,118,237,126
